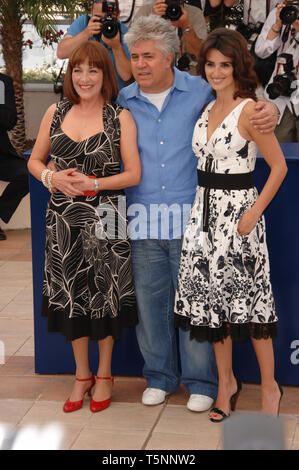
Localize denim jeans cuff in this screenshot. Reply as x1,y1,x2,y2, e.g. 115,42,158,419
185,384,218,400
146,380,180,395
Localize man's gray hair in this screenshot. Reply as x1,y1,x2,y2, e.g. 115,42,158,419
124,14,180,57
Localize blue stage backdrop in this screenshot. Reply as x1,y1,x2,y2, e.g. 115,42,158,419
27,144,299,385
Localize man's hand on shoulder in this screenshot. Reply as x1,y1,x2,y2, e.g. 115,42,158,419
250,100,279,134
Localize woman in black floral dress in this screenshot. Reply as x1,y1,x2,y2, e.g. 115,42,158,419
174,29,287,421
28,41,141,413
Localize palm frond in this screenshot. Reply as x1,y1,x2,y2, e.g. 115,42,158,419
0,1,91,154
26,1,89,36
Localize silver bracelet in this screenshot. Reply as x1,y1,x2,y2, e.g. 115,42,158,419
94,178,99,193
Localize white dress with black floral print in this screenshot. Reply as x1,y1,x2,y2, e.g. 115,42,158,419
174,99,278,343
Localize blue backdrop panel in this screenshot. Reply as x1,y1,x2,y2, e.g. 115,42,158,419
28,144,299,384
233,144,299,385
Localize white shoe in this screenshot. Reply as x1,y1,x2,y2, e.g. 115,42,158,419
142,388,169,406
187,394,214,412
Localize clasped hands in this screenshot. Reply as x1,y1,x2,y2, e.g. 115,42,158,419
49,167,94,198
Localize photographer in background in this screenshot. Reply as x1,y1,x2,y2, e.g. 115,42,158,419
133,0,208,74
189,0,206,11
57,0,132,88
0,73,29,240
118,0,151,24
210,1,278,86
255,1,299,142
210,1,278,24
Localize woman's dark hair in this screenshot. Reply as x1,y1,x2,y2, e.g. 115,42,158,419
63,41,118,105
198,28,258,101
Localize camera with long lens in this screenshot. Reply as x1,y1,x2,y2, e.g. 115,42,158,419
279,0,299,25
164,0,183,21
266,53,297,100
94,0,120,39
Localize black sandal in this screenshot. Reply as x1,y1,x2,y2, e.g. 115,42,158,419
209,407,230,423
209,379,242,423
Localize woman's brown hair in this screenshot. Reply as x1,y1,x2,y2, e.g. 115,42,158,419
198,28,258,101
63,41,118,104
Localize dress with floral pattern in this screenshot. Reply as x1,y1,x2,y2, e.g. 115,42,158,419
174,99,278,343
41,99,138,341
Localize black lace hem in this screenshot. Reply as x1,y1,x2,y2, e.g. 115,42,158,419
42,295,138,342
174,314,278,344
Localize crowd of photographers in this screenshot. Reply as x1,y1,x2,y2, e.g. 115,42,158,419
217,0,299,142
55,0,299,142
1,2,297,244
255,2,299,141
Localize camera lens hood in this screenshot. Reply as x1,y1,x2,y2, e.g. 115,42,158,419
266,82,283,100
101,16,119,39
165,3,182,21
279,4,299,25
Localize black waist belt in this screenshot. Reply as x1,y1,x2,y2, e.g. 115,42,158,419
197,170,254,190
197,170,254,232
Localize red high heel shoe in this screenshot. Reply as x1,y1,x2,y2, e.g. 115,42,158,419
63,375,95,413
90,376,114,413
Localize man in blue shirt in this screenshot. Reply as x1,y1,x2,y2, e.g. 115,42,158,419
117,15,217,412
118,15,279,411
57,0,132,89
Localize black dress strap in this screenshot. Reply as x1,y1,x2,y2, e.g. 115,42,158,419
50,99,72,137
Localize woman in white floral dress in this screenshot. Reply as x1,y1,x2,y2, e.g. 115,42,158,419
174,28,287,421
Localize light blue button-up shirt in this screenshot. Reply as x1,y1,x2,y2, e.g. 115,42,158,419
117,67,214,239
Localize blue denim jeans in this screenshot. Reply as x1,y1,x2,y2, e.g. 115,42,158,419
131,239,218,399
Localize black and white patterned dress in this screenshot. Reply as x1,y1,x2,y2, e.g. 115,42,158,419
174,99,278,343
41,99,138,341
